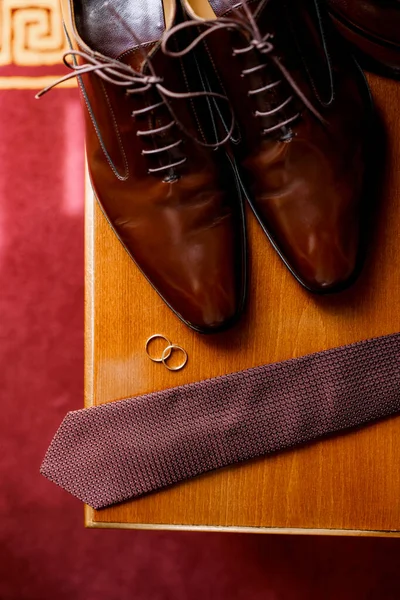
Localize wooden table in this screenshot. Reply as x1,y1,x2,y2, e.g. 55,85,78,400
85,73,400,535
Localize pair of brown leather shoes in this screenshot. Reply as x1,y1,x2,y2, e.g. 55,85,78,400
44,0,373,333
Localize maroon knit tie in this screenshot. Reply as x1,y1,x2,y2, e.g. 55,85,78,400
41,333,400,509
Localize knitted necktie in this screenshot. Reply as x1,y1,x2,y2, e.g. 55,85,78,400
41,333,400,509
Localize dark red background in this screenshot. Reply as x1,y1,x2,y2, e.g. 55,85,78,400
1,86,400,599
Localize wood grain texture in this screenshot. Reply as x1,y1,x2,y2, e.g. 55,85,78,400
85,74,400,534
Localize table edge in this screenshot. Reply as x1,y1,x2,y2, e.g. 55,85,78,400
84,510,400,537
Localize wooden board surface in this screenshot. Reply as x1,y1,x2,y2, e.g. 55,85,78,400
85,73,400,534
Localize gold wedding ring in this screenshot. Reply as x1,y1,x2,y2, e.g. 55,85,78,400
161,344,188,371
145,335,188,371
145,334,172,363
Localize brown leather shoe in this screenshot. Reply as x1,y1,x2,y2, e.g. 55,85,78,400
168,0,374,293
327,0,400,78
41,0,247,333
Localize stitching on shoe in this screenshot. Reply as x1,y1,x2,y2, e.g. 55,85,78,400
283,0,335,106
64,25,130,181
174,37,208,145
190,51,215,144
77,76,129,181
99,79,130,179
202,38,242,144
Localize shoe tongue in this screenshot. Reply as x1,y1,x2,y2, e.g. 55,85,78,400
75,1,166,60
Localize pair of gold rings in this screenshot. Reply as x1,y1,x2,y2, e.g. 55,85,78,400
145,334,188,371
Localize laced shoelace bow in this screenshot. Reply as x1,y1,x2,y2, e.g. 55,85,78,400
36,48,235,175
162,2,326,138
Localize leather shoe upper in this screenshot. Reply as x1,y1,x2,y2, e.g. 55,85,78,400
58,0,247,333
327,0,400,76
178,0,374,293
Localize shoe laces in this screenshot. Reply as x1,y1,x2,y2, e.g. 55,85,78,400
162,0,326,138
36,44,235,176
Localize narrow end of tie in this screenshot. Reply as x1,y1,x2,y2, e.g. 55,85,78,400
39,411,106,510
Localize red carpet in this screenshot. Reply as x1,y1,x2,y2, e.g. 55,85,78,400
1,30,400,600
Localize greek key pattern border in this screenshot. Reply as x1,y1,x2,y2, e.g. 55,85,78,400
0,0,75,89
